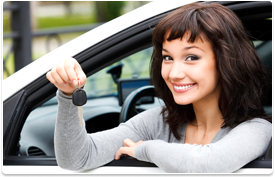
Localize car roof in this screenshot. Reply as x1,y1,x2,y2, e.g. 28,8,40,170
3,1,192,102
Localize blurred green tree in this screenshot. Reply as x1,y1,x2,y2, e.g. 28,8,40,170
95,1,126,22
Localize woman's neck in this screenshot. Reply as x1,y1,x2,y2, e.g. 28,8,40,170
191,85,224,133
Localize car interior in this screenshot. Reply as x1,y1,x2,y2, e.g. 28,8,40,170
3,1,272,169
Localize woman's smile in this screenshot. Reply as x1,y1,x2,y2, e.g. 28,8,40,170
172,83,196,93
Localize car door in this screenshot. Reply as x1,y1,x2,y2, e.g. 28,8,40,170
3,1,272,174
3,2,173,169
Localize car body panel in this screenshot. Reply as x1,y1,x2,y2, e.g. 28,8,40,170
2,166,272,174
2,166,165,174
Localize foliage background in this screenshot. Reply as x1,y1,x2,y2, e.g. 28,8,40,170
3,1,150,79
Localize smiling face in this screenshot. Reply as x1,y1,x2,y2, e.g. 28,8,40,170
161,32,220,106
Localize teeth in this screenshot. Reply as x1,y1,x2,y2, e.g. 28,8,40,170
174,84,194,90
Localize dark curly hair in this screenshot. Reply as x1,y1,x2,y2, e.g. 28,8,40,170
150,2,271,140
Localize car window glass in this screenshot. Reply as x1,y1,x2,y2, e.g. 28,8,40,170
42,47,153,105
84,47,153,98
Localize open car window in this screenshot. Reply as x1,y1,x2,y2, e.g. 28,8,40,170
42,47,153,106
19,47,153,157
85,47,152,98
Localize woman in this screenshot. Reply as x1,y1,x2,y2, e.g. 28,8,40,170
46,2,271,173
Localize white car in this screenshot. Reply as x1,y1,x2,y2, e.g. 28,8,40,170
3,1,272,174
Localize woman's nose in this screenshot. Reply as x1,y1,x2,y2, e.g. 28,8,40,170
169,62,186,80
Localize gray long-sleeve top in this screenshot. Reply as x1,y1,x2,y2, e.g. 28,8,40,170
54,90,272,173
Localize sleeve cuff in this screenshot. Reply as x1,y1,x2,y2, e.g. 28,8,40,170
135,141,150,162
58,89,73,99
135,140,163,163
57,85,85,99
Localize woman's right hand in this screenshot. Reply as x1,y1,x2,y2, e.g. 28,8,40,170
46,58,87,95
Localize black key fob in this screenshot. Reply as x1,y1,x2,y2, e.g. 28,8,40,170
72,88,87,106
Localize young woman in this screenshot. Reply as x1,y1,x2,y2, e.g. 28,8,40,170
46,2,272,173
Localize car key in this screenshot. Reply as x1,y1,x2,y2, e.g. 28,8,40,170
72,80,87,127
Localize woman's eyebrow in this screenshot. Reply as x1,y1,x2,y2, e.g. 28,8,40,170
162,48,168,52
162,46,205,53
183,46,205,52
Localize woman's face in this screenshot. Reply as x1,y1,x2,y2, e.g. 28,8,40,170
161,33,220,105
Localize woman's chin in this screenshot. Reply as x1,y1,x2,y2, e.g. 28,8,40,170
173,98,193,105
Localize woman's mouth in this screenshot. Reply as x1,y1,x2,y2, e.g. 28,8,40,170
173,83,196,93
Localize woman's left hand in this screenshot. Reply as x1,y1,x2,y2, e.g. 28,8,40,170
115,138,144,160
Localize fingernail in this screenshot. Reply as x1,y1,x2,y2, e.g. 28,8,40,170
63,83,67,86
73,80,78,86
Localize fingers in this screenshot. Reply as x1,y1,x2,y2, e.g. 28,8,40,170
124,138,135,147
77,68,87,87
46,57,87,93
68,58,86,87
56,60,69,83
115,139,144,160
115,147,129,160
115,139,134,160
46,71,57,85
64,58,79,86
136,141,144,145
51,66,67,86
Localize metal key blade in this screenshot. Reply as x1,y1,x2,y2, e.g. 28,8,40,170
78,106,83,127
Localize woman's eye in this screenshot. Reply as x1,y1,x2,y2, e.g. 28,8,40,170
185,55,200,61
162,55,172,61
